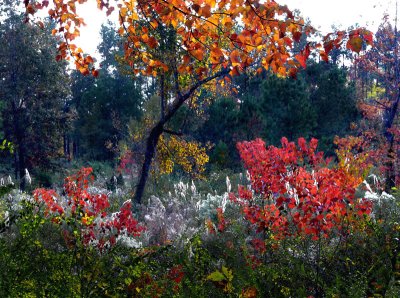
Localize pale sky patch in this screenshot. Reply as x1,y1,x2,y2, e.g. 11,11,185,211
281,0,398,33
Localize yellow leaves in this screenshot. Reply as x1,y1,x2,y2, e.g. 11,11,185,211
170,18,178,28
334,136,371,185
277,66,286,77
127,25,135,34
126,0,135,11
131,12,139,21
141,33,149,43
120,7,128,18
156,135,209,177
78,65,90,76
60,13,71,22
81,213,94,226
205,0,217,7
273,30,280,42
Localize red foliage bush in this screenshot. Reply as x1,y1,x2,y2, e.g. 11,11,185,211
34,167,144,250
231,137,372,240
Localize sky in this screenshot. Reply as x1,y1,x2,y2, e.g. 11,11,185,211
281,0,397,32
74,0,399,59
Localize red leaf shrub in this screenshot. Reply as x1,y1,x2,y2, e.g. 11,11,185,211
231,137,372,240
34,167,144,250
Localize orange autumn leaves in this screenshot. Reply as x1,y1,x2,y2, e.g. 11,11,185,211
115,0,307,78
24,0,373,81
25,0,99,76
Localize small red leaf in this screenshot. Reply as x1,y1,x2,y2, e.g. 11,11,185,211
295,54,307,68
320,50,329,62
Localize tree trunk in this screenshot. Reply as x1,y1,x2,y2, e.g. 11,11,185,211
11,102,26,189
383,94,400,191
132,68,229,207
63,134,68,157
73,138,79,159
133,122,164,205
17,138,26,190
385,14,400,191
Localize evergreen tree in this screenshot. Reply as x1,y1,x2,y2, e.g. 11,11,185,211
260,73,317,145
70,23,143,161
0,11,70,182
305,63,358,154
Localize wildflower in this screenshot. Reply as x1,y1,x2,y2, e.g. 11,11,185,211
226,176,231,193
24,168,32,185
191,180,196,194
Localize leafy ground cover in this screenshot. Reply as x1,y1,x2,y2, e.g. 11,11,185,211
1,138,400,297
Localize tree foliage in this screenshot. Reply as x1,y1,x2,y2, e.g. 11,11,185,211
69,23,143,160
349,18,400,189
24,0,374,204
0,11,70,181
199,63,359,169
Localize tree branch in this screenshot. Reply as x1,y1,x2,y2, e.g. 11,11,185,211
162,67,230,125
163,129,183,136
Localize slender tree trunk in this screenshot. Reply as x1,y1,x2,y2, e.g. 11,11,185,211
73,138,78,159
383,95,399,191
17,136,26,190
13,151,18,180
133,123,164,205
11,105,26,189
63,134,68,157
132,68,229,207
384,9,400,191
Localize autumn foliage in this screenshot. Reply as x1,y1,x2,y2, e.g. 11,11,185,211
33,167,144,250
25,0,373,79
23,0,375,206
231,138,372,240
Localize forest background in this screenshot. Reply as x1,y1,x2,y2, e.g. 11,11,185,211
0,0,400,297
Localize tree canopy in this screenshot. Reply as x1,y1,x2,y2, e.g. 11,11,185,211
0,11,70,183
23,0,374,204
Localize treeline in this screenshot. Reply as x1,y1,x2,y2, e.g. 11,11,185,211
197,63,358,169
0,9,364,184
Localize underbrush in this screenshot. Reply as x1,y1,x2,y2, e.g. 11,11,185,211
1,139,400,297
